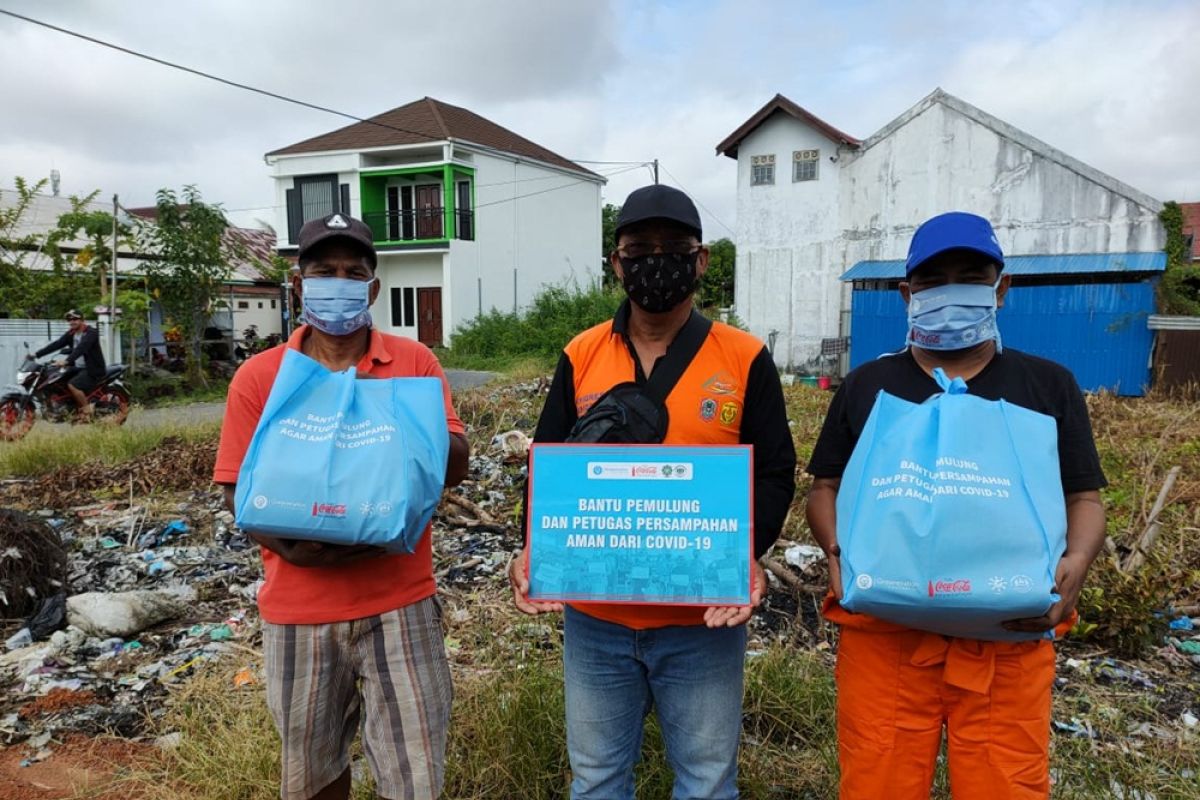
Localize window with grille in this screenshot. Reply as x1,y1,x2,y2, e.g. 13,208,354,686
750,154,775,186
793,149,819,182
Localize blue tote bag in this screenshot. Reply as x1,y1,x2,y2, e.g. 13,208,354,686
837,368,1066,641
234,348,450,553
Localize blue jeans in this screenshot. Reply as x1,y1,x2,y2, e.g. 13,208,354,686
563,606,747,800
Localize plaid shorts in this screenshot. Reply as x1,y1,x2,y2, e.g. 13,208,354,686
262,595,452,800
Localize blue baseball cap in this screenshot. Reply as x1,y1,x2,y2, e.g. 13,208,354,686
905,212,1004,276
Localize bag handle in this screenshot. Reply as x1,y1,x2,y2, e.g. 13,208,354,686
932,367,968,395
642,309,713,404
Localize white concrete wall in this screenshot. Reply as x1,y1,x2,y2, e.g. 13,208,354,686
269,152,362,248
229,294,283,337
466,150,602,325
733,99,1165,367
372,252,445,340
733,113,845,369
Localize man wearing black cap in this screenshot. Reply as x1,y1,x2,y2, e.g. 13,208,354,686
805,212,1107,798
214,213,470,800
509,186,796,799
36,309,105,419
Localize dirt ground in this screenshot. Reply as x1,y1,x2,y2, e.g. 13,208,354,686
0,734,154,800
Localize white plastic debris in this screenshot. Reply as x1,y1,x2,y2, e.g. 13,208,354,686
491,429,531,458
1183,710,1198,728
784,544,825,569
66,590,186,638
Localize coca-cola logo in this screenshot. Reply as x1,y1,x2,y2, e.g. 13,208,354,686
311,502,347,518
928,579,972,596
631,465,658,477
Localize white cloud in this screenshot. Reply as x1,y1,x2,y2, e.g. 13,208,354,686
0,0,1195,242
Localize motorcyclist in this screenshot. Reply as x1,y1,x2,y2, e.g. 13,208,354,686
34,309,106,419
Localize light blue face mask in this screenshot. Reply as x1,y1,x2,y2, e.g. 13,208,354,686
302,277,373,336
906,279,1003,353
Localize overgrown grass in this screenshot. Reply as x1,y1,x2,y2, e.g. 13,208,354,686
0,419,221,478
121,641,1198,800
443,284,625,369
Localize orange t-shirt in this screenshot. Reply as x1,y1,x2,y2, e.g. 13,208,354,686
562,317,765,629
212,325,465,625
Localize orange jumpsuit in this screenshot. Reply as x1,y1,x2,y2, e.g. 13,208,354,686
825,596,1071,800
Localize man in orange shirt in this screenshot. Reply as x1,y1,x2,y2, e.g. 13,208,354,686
214,213,469,800
509,185,796,799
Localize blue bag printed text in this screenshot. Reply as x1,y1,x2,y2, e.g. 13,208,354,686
837,369,1066,640
234,349,449,552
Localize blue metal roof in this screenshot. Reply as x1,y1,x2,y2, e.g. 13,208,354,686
840,251,1167,281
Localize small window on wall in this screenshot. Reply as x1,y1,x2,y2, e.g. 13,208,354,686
237,301,249,310
390,288,403,327
257,302,264,309
389,288,418,327
403,287,415,327
793,149,819,182
750,154,775,186
271,299,277,309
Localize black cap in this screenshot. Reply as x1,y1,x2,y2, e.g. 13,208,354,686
297,213,377,269
615,185,702,241
64,309,83,320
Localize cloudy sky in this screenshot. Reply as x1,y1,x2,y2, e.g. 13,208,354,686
1,0,1197,238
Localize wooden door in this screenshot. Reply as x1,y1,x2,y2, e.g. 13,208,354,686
415,185,442,239
417,287,442,347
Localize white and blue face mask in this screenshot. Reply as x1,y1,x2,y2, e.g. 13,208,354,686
906,279,1003,353
302,277,373,336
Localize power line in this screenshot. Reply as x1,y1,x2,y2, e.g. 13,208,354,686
474,164,644,209
0,8,645,220
657,163,736,238
0,7,440,144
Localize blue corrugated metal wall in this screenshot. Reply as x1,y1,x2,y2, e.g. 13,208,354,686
848,281,1158,396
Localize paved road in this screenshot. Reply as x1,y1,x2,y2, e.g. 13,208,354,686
43,369,497,431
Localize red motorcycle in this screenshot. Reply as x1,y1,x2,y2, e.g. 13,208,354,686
1,344,130,440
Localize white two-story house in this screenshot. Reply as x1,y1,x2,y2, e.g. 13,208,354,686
716,90,1164,370
266,97,605,346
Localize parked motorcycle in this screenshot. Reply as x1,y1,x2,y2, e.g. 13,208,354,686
0,343,131,440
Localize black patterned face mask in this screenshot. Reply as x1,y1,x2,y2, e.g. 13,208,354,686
619,252,700,313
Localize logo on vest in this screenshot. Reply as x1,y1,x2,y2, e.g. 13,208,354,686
719,401,740,425
699,398,717,421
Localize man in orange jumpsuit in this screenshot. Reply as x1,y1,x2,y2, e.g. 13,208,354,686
806,212,1108,799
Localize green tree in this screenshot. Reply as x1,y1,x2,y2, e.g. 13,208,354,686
0,176,112,319
1159,201,1200,315
138,186,240,384
699,237,735,309
600,203,621,287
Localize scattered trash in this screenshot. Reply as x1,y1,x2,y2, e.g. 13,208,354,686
155,731,183,750
1053,718,1097,738
4,628,32,651
233,666,257,688
0,509,68,619
66,590,187,638
23,592,67,641
783,544,825,570
491,429,532,459
1168,616,1195,632
1182,711,1198,729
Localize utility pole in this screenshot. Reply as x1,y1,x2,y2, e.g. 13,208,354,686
653,159,659,184
109,194,119,361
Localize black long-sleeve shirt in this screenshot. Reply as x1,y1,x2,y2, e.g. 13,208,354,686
37,325,106,378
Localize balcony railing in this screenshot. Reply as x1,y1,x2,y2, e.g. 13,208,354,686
363,208,475,243
364,208,446,243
